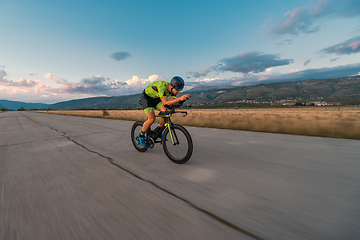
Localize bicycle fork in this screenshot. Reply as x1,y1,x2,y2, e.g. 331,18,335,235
165,123,179,145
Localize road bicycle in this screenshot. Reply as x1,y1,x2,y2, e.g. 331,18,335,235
131,101,193,164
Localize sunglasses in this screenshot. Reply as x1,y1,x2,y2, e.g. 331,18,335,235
174,86,182,91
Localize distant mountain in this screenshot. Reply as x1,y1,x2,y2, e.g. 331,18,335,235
48,94,142,110
48,75,360,109
46,86,238,110
0,100,49,110
184,75,360,105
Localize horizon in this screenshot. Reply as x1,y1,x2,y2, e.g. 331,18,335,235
1,74,359,106
1,0,360,104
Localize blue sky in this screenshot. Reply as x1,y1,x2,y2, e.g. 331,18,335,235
0,0,359,104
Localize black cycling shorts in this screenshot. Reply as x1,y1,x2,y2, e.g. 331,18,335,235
140,90,164,113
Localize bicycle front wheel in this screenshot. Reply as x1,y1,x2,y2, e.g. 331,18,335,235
162,124,193,164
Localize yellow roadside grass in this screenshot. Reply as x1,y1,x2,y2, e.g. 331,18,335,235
35,107,360,140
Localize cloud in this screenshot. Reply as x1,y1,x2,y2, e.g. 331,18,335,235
0,65,5,68
48,74,162,96
321,35,360,55
304,59,311,66
269,0,360,37
276,38,293,46
187,52,293,78
188,77,244,87
0,69,7,81
1,79,37,88
216,52,293,75
44,73,68,85
45,73,56,80
0,71,46,89
1,69,166,103
187,67,214,78
80,75,109,85
110,52,131,61
125,74,161,87
257,63,360,84
269,6,321,36
187,63,360,87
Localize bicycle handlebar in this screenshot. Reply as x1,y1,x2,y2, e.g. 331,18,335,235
162,100,187,116
164,100,185,111
139,98,187,117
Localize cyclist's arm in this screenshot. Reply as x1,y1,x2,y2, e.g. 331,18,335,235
160,94,190,105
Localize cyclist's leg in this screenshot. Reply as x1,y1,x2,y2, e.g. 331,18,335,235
157,104,168,140
140,91,158,134
142,110,155,133
158,104,167,127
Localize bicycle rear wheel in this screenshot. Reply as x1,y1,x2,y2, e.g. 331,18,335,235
162,124,193,164
131,121,148,152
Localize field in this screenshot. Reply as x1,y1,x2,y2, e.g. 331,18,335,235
35,107,360,140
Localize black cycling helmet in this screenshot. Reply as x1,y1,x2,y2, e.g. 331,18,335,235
170,76,185,91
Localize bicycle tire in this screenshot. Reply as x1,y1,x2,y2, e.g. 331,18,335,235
162,124,193,164
131,121,148,152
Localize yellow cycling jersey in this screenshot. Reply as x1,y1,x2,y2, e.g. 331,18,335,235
145,81,176,99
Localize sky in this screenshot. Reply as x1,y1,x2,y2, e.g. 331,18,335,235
0,0,360,104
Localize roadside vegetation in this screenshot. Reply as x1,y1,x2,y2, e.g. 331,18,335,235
34,107,360,140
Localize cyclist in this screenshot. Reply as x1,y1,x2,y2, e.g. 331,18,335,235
138,76,190,146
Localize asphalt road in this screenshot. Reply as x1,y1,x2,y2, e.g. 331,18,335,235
1,111,359,240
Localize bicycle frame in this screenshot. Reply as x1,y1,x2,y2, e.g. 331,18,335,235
154,110,187,145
